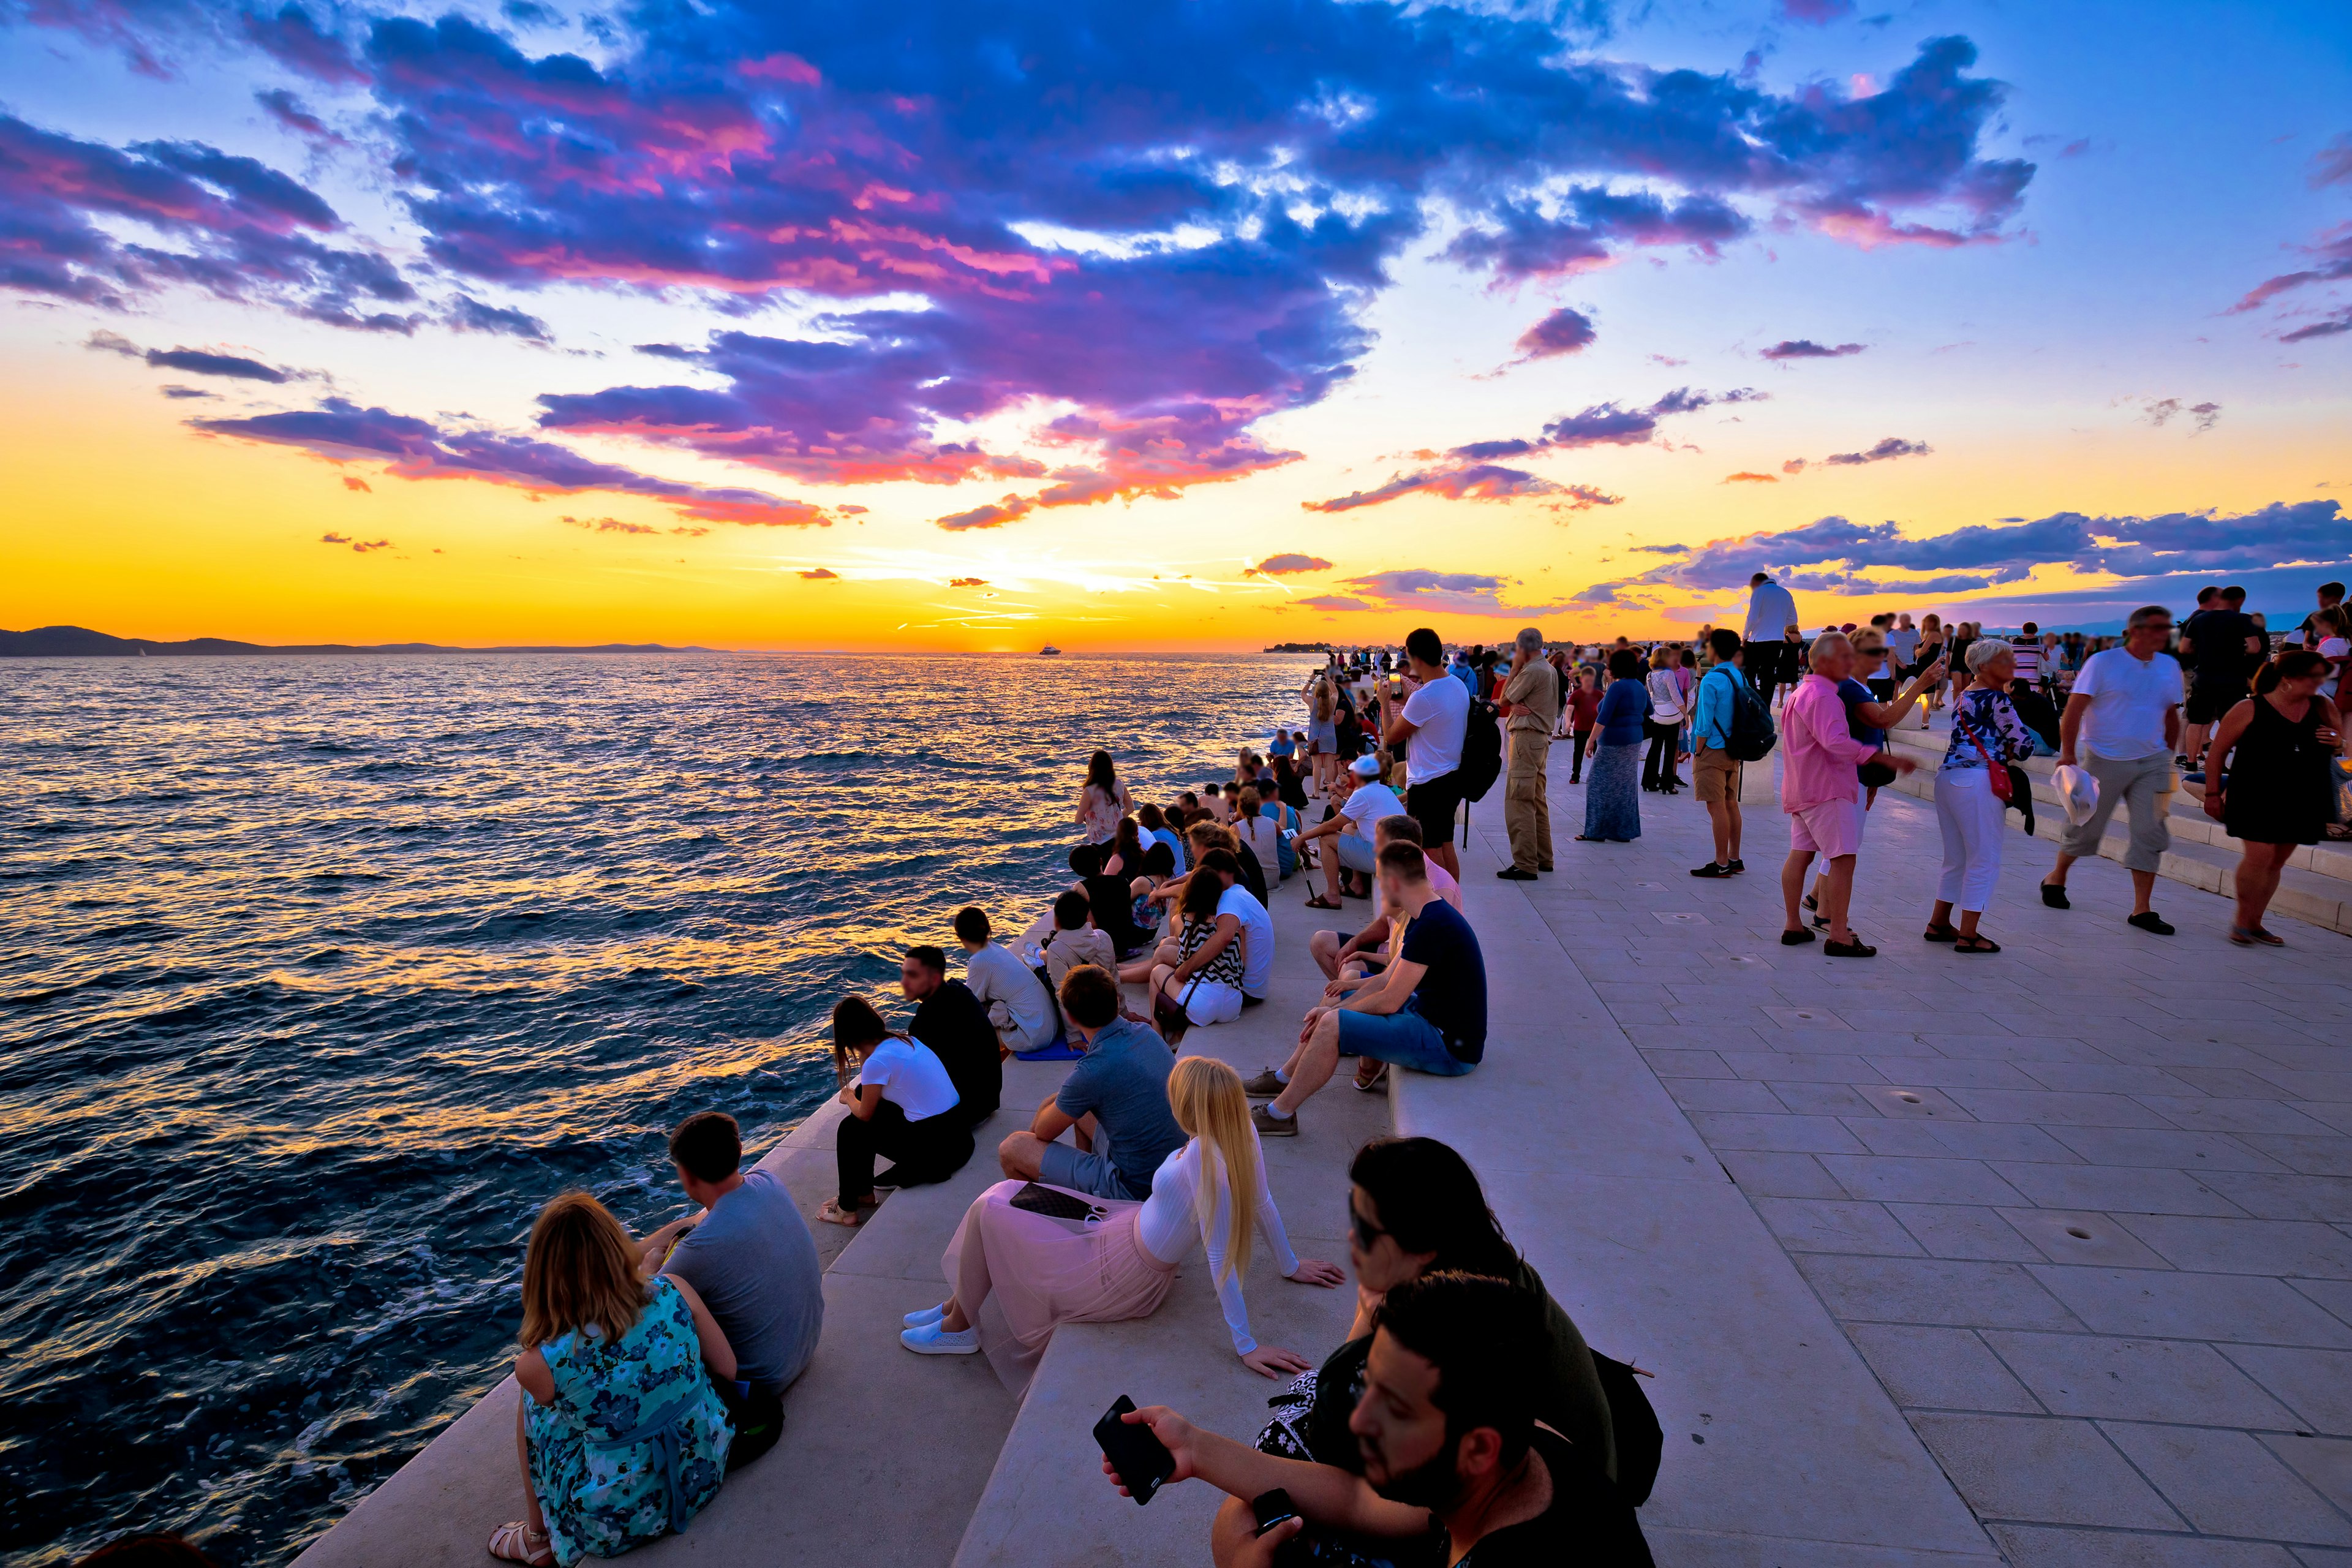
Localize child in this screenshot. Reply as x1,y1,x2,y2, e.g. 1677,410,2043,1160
1019,889,1120,1032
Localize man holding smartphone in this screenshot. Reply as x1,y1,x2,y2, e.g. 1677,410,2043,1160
1378,627,1466,881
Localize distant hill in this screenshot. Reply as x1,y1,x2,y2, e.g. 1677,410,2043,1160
0,625,710,657
1261,641,1333,653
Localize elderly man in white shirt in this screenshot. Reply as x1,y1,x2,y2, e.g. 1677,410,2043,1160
2040,605,2186,935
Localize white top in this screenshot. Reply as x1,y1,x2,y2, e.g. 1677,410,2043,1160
854,1035,960,1121
1135,1136,1300,1355
1744,579,1799,641
1338,778,1404,836
1400,675,1469,783
1887,626,1920,663
2070,647,2185,761
1645,668,1685,724
1216,883,1275,998
2319,636,2348,699
963,942,1054,1042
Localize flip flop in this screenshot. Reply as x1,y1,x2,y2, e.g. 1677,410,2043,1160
489,1525,554,1567
1303,895,1343,911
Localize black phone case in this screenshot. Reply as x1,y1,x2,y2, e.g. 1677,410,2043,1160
1011,1182,1102,1222
1095,1396,1175,1505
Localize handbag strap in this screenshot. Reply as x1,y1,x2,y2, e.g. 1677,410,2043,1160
1956,702,2002,769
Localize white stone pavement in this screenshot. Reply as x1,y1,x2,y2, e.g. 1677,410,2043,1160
1526,740,2352,1567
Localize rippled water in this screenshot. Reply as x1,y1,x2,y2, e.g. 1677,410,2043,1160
0,652,1308,1566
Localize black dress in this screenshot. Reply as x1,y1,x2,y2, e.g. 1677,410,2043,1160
2223,696,2336,846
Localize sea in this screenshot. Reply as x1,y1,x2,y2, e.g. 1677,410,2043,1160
0,652,1314,1566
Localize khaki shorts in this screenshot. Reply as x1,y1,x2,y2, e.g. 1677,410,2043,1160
1695,744,1740,803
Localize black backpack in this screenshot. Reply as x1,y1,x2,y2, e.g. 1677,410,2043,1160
1460,696,1504,802
1591,1350,1664,1507
1719,668,1777,762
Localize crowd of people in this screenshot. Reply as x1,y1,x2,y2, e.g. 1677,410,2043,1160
480,579,2346,1568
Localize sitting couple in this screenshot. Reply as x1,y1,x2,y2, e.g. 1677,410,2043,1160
819,979,1000,1228
1120,842,1274,1031
899,967,1343,1386
1249,839,1485,1137
1101,1138,1649,1567
491,1113,825,1566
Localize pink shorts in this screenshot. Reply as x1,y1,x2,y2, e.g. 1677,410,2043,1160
1790,798,1863,858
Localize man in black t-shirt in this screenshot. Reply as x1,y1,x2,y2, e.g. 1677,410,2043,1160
901,946,1000,1128
2179,585,2263,771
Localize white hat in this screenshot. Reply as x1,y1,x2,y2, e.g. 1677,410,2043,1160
1348,754,1382,778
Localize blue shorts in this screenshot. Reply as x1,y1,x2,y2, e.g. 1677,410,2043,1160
1336,1008,1477,1076
1336,832,1378,873
1038,1138,1145,1200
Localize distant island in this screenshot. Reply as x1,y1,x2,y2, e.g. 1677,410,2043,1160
0,625,710,658
1261,641,1333,653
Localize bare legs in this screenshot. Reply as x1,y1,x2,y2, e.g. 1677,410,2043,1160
1706,797,1742,867
1928,899,1983,941
1268,1009,1343,1117
513,1399,549,1538
2233,841,2296,935
1784,849,1858,941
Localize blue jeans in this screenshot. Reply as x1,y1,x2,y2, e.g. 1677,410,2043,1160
1038,1136,1145,1200
1336,1008,1477,1076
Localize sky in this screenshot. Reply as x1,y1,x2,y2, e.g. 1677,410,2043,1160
2,0,2347,651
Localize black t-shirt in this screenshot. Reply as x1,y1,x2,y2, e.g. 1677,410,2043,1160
1400,897,1487,1061
910,979,1000,1125
2187,609,2258,681
1453,1429,1653,1567
1234,843,1271,908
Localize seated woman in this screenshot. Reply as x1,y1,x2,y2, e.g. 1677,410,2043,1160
899,1056,1341,1387
818,997,974,1228
1102,815,1150,879
491,1193,736,1567
1242,1136,1622,1564
1126,840,1178,949
1149,868,1250,1028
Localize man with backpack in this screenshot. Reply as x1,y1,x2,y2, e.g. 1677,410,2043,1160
1496,627,1561,881
1689,630,1752,877
1378,626,1469,881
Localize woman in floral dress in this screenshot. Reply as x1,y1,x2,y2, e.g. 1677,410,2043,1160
490,1192,737,1566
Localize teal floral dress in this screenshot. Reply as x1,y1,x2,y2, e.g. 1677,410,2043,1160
524,1276,733,1565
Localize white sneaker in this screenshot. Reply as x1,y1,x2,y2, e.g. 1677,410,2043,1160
903,1303,947,1329
901,1321,979,1355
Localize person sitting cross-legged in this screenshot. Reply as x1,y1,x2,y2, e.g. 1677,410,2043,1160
994,965,1187,1202
1246,841,1486,1137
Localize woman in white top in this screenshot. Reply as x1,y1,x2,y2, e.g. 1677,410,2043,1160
820,997,973,1227
902,1056,1342,1387
1074,749,1133,846
2312,606,2349,701
1643,644,1688,794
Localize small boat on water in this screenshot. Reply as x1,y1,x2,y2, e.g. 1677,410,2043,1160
1038,645,1062,655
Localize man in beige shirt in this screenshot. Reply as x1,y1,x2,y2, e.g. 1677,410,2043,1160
1497,627,1562,880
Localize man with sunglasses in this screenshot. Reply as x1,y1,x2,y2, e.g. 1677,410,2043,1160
2040,605,2185,935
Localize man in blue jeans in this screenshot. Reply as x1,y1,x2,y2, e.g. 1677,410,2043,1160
1246,840,1486,1137
994,965,1186,1199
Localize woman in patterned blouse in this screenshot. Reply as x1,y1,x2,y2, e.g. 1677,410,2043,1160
1927,639,2039,953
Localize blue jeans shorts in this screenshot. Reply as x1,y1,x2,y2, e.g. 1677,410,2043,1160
1038,1137,1145,1200
1336,1008,1477,1076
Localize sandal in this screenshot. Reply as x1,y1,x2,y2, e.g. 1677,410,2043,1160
1303,895,1343,911
1923,923,1959,943
1353,1061,1390,1093
489,1524,554,1567
816,1197,873,1227
1953,933,2000,954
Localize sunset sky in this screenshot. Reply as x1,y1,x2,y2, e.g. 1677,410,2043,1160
3,0,2347,650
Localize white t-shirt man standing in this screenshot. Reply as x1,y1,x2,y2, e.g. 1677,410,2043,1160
2043,606,2186,927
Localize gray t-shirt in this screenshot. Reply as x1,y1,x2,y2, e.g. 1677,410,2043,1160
1052,1017,1186,1200
660,1169,824,1395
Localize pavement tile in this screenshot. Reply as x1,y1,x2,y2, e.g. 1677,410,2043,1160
1848,1118,2086,1163
1909,1414,2183,1528
1990,1161,2247,1216
1856,1084,1976,1119
2117,1215,2352,1279
2293,1278,2352,1328
1717,1150,1847,1199
2163,1068,2310,1099
1819,1154,2030,1207
1917,1033,2119,1065
2293,1104,2352,1136
2221,1345,2352,1436
1848,1324,2042,1413
2029,1267,2352,1348
1687,1110,1869,1154
1999,1208,2174,1269
2049,1125,2293,1172
2244,1134,2352,1177
2264,1434,2352,1515
2013,1061,2207,1096
1890,1204,2049,1262
1797,1255,2081,1329
2099,1421,2352,1546
1642,1047,1734,1078
2254,1071,2352,1102
2134,1096,2343,1135
1719,1050,1885,1082
1947,1088,2184,1128
1627,1024,1773,1054
2201,1172,2352,1223
1863,1055,2043,1090
2253,1042,2352,1074
1991,1523,2300,1567
1665,1076,1789,1114
1981,1331,2301,1426
1751,1197,1924,1256
1767,1080,1883,1117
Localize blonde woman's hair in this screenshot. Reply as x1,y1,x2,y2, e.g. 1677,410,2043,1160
1649,643,1673,669
520,1191,651,1350
1167,1056,1257,1288
1311,676,1334,720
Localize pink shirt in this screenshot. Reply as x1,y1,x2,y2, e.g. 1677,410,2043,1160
1779,673,1882,814
1428,858,1462,911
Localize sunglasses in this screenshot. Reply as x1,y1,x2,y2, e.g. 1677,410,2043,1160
1349,1203,1389,1251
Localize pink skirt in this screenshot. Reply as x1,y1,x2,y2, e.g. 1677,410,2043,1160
942,1179,1180,1392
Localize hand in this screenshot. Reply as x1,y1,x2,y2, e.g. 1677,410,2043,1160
2057,752,2076,767
1287,1257,1346,1287
1298,1006,1327,1044
2203,788,2225,820
2318,725,2342,747
1883,753,1918,775
1242,1344,1316,1379
837,1086,857,1107
1232,1515,1305,1568
1098,1404,1202,1496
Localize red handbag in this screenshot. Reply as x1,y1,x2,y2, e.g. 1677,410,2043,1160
1958,711,2013,802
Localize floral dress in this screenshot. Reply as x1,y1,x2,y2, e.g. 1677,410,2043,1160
525,1276,734,1566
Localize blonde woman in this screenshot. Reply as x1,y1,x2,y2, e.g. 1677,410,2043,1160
491,1193,736,1567
1304,672,1339,797
1917,614,1948,724
1643,644,1687,794
902,1056,1343,1387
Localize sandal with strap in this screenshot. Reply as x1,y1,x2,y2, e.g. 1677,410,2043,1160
1953,933,2001,954
1923,923,1960,943
1303,895,1343,911
489,1524,554,1567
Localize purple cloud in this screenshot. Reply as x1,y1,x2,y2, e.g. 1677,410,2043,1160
88,330,292,383
1451,386,1763,465
195,399,830,526
2281,309,2352,344
1779,0,1858,23
799,567,839,579
1824,437,1932,465
1305,464,1576,514
1760,339,1866,361
1250,554,1333,575
1294,595,1375,612
1514,307,1598,361
445,295,551,342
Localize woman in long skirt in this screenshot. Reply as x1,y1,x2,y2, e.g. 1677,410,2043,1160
1580,648,1651,842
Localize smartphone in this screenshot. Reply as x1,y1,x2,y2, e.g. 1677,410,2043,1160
1250,1488,1298,1536
1094,1395,1177,1505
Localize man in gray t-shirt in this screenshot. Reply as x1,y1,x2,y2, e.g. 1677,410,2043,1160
644,1114,824,1396
995,968,1186,1201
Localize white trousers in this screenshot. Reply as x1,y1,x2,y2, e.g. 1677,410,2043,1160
1181,978,1245,1027
1934,767,2007,914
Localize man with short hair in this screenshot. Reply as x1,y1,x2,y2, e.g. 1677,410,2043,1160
2180,586,2262,772
954,905,1057,1054
1743,571,1801,706
1689,628,1748,878
995,966,1185,1200
903,945,1001,1126
2041,605,2184,934
633,1111,823,1465
1296,754,1404,908
1102,1272,1649,1568
1496,627,1561,881
1777,633,1915,956
1379,627,1468,880
1203,846,1276,1006
1887,612,1920,675
2298,581,2346,644
1308,813,1461,981
1248,841,1485,1136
